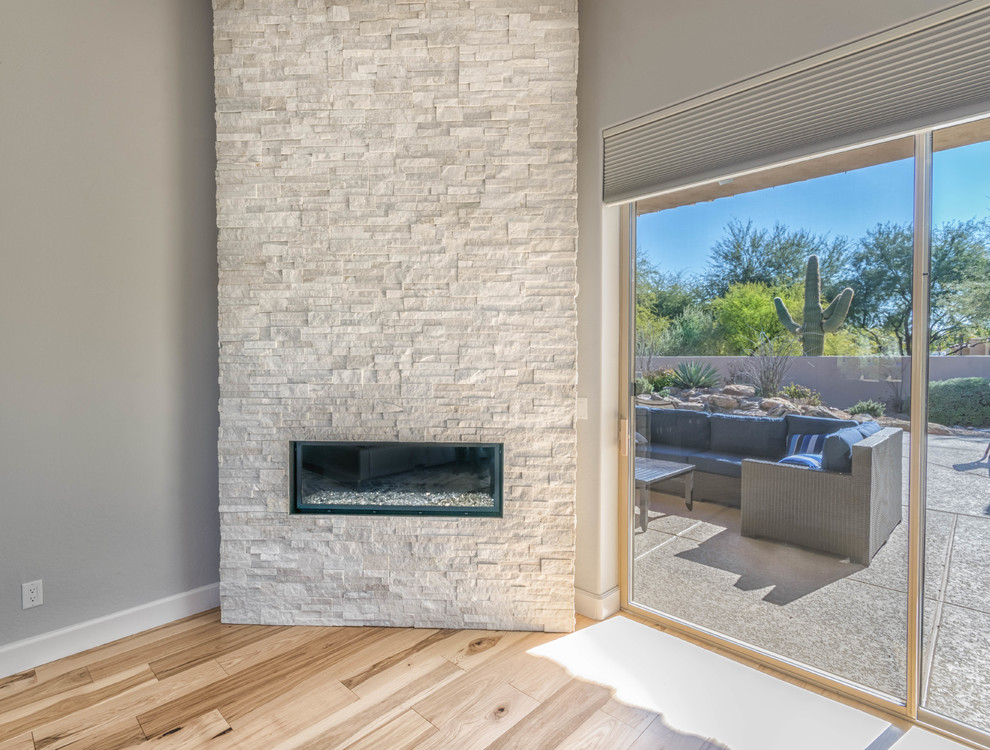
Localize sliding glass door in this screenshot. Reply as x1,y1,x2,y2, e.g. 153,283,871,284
623,115,990,737
918,121,990,736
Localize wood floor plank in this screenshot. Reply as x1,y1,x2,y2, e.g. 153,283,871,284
0,666,155,744
32,661,229,750
555,708,645,750
414,681,540,750
413,630,568,717
341,709,437,750
341,631,470,700
126,709,231,749
435,629,535,671
599,698,660,733
0,671,38,702
503,650,573,703
212,625,346,675
208,667,358,749
340,629,452,691
213,624,427,680
136,626,389,737
34,610,220,682
627,715,710,750
0,732,35,750
86,620,249,682
305,627,453,686
483,678,613,750
147,624,289,680
344,628,538,702
35,716,146,750
414,655,543,729
0,669,92,719
280,657,464,750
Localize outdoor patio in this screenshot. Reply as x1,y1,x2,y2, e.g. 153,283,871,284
632,433,990,731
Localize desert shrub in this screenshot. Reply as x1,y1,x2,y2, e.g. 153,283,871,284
848,399,886,417
928,377,990,427
724,360,748,386
737,333,797,397
671,361,721,389
636,370,676,395
657,306,720,356
645,368,675,392
780,383,822,406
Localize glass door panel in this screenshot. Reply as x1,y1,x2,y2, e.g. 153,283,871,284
920,119,990,732
629,137,916,698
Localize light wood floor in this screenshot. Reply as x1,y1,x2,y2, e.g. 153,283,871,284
0,609,734,750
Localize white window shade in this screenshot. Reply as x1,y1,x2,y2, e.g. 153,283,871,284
603,2,990,205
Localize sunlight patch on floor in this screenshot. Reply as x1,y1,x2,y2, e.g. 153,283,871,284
529,616,970,750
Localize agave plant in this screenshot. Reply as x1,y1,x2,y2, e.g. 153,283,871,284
671,361,721,389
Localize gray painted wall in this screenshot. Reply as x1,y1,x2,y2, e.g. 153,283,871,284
0,1,219,645
574,0,966,609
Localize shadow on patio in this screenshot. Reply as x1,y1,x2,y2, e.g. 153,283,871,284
674,526,863,605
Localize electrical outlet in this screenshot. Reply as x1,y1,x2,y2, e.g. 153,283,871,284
22,580,42,609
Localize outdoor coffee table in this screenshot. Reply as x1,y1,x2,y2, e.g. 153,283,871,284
634,457,695,531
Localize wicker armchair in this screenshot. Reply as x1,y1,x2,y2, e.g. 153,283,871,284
740,427,902,565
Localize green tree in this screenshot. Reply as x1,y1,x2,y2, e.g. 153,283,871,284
709,282,800,354
943,277,990,347
636,255,699,321
636,308,668,371
657,305,720,356
636,255,704,366
702,219,852,299
844,220,989,355
933,222,990,346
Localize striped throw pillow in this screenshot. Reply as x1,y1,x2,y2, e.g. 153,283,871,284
786,432,828,456
778,453,823,470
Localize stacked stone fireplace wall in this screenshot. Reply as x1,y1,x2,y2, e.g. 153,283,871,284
214,0,579,631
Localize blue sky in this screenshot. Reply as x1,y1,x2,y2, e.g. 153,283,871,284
637,139,990,276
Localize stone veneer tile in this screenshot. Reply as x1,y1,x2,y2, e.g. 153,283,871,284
215,0,578,632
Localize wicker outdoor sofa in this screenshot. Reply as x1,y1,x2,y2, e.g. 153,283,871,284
635,406,903,564
741,426,902,565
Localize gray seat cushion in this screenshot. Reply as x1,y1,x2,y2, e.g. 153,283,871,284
785,413,857,438
822,426,863,473
639,445,695,463
709,413,786,460
689,450,744,478
641,408,711,449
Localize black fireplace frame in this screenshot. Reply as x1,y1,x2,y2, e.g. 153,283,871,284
290,441,504,517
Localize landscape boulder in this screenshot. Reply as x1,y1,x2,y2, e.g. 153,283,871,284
722,383,757,398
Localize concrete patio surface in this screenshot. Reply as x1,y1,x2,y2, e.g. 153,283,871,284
632,434,990,732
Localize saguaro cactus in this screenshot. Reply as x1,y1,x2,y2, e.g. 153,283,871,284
774,255,854,356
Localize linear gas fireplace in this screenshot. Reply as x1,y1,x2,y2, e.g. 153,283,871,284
291,442,503,517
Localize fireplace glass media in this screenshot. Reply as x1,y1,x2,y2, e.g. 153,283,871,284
292,442,503,516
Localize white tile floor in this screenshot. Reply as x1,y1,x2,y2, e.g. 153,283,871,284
532,616,973,750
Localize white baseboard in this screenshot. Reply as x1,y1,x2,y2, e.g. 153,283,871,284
0,582,220,679
575,585,621,620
